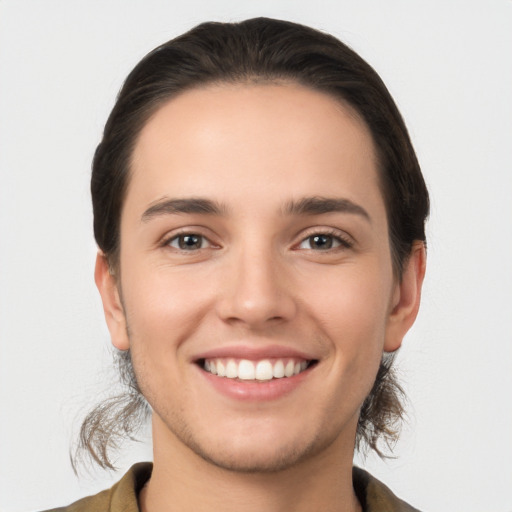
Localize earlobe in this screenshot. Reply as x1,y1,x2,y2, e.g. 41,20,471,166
94,252,130,351
384,241,427,352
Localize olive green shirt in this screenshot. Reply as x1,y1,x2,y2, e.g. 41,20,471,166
45,463,420,512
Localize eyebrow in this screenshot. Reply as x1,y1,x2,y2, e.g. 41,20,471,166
283,196,371,222
141,197,227,222
141,195,371,223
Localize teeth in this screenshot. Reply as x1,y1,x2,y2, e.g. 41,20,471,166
273,360,285,378
255,360,273,381
202,357,311,381
238,360,255,380
226,360,237,378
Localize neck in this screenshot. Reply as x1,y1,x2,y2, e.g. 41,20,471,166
139,417,362,512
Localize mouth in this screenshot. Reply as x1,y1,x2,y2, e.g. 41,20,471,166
198,357,317,382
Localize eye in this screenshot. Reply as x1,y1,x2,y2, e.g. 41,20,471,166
298,233,350,251
167,233,209,251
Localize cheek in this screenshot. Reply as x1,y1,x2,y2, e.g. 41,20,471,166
302,262,393,383
305,261,392,334
120,263,218,354
120,267,212,410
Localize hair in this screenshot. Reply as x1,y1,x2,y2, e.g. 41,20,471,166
78,17,429,470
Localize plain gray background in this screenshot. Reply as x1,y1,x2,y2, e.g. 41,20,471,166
1,1,511,511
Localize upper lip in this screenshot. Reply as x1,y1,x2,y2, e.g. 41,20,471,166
193,344,318,362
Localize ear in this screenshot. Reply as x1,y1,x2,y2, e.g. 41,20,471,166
94,252,130,351
384,241,427,352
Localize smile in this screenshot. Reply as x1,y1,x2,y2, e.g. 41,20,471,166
202,358,314,381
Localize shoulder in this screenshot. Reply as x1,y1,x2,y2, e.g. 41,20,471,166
41,462,153,512
42,463,416,511
41,486,112,512
353,467,421,512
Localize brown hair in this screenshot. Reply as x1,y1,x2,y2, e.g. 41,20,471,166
78,17,429,470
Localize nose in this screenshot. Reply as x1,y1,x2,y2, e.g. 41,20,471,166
215,246,297,329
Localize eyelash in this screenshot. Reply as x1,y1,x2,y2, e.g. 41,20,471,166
164,232,214,251
162,228,353,253
295,229,353,252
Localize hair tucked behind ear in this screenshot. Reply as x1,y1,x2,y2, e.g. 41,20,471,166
356,353,406,457
72,350,150,472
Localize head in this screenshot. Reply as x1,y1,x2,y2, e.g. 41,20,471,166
82,17,428,470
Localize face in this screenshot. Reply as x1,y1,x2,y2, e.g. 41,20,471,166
97,83,422,473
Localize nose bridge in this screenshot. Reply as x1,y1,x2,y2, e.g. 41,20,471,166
217,233,295,326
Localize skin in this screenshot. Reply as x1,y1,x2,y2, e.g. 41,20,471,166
96,83,425,512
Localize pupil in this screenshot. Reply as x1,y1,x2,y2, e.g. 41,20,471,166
179,235,201,249
312,235,332,249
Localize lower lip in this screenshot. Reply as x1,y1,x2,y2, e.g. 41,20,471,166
197,364,314,401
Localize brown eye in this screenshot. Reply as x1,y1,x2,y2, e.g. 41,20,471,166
309,234,334,250
169,234,207,250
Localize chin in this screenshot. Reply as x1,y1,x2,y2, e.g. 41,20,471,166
174,422,336,474
193,442,318,474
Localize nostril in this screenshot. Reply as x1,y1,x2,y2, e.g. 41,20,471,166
215,271,297,327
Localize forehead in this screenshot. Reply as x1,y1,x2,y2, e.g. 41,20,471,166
128,82,382,214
